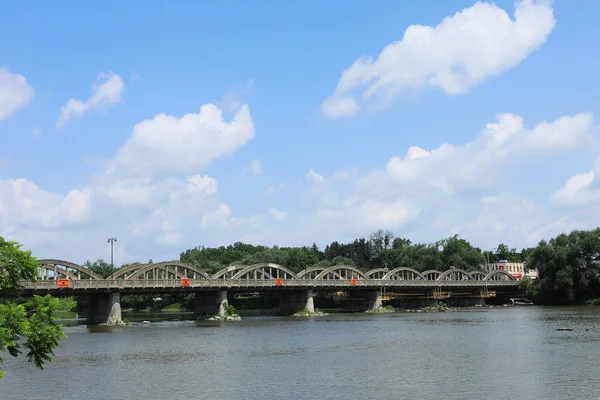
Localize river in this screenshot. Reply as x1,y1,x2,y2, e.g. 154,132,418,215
1,307,599,399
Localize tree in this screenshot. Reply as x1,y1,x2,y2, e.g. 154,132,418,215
527,228,600,304
0,236,65,380
83,259,115,278
369,229,394,258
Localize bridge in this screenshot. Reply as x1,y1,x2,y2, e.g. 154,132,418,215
20,259,519,324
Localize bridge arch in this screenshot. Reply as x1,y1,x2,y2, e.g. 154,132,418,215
484,270,515,281
298,267,327,279
437,269,473,281
127,261,212,280
314,265,367,280
382,267,425,281
470,271,486,281
38,259,102,280
365,268,388,279
107,263,148,280
212,265,246,279
422,270,442,280
232,263,298,280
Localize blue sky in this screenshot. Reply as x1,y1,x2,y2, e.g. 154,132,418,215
1,0,600,264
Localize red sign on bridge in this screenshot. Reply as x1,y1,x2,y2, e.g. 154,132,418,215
181,278,191,287
275,278,283,285
57,279,70,288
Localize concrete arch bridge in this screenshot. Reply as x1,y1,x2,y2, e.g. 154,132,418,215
21,259,518,325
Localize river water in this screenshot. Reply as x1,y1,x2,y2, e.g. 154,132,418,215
1,307,600,399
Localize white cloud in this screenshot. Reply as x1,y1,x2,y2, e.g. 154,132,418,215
360,112,593,195
0,179,90,230
552,158,600,207
306,169,325,183
321,0,555,117
0,68,34,121
0,100,263,262
317,197,418,232
451,194,581,248
56,71,124,129
109,104,254,176
269,208,288,222
245,159,262,176
305,112,596,248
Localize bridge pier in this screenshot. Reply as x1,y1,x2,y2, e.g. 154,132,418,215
86,292,122,325
279,290,314,314
194,290,228,318
342,290,382,312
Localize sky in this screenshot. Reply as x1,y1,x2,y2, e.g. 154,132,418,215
1,0,600,264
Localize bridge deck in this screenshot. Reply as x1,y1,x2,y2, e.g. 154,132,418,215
20,279,517,294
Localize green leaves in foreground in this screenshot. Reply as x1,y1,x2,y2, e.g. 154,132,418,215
0,295,66,380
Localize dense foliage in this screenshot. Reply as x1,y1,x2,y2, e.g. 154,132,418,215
179,231,496,273
0,237,65,380
526,228,600,304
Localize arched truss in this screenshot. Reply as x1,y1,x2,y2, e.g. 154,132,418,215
382,267,425,281
126,261,212,280
212,265,247,279
422,270,442,281
38,259,102,280
437,269,474,281
107,263,148,280
484,270,515,281
314,265,368,280
365,269,388,279
470,271,486,281
232,263,299,280
298,267,327,279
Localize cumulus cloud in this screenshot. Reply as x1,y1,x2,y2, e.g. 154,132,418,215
360,112,593,196
1,101,262,262
321,0,555,117
552,158,600,208
0,179,90,230
0,68,34,121
306,112,596,248
109,104,254,176
269,208,288,222
56,71,124,129
306,169,325,183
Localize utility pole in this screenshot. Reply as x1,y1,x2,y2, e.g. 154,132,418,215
107,237,117,270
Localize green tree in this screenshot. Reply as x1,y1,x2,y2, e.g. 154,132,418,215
82,259,115,278
527,228,600,304
0,237,65,380
437,235,485,271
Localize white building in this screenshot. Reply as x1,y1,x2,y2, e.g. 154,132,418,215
481,260,538,280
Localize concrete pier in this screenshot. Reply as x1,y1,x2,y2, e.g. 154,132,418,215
87,292,122,325
194,290,228,318
342,290,383,312
279,290,314,314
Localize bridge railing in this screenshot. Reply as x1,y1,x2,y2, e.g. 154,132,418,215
19,279,517,290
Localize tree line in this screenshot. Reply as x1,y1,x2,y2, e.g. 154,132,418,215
78,228,600,306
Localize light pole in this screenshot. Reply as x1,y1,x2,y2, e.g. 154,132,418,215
108,237,117,270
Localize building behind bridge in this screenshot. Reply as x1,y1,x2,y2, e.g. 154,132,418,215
480,260,538,280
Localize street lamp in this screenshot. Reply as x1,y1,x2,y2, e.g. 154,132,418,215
107,237,117,270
